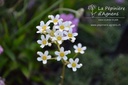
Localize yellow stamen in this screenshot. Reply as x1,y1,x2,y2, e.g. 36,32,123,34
42,55,47,60
50,31,54,37
78,48,81,52
67,26,70,28
60,25,64,30
42,25,47,33
42,40,47,45
42,25,47,30
53,19,58,23
72,62,76,67
60,52,64,57
57,36,62,40
68,33,72,38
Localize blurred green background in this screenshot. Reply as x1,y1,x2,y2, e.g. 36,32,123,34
0,0,128,85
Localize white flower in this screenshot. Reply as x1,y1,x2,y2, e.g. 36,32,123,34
37,51,51,64
36,21,50,34
67,58,82,72
64,21,75,30
55,47,71,61
37,35,51,48
48,14,62,25
0,45,3,54
53,31,67,44
54,21,67,31
73,43,86,54
46,27,57,42
64,28,78,42
46,26,56,37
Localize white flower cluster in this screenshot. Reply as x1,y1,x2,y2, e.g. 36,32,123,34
36,14,87,72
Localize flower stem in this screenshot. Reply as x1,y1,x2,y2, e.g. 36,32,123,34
50,8,77,15
59,8,77,14
49,58,56,60
60,63,66,85
73,53,78,59
8,0,22,13
57,43,60,50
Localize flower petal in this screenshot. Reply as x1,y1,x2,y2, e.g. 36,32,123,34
55,51,59,55
37,51,43,56
69,28,73,32
48,15,54,19
65,50,70,55
56,14,60,19
37,57,42,61
69,58,73,63
71,38,76,42
48,43,51,46
77,64,83,68
72,67,77,72
40,21,44,26
82,46,87,50
37,40,42,44
56,57,61,61
37,31,41,33
43,60,47,64
75,50,78,53
78,43,82,47
73,45,77,49
68,50,71,54
41,35,45,40
67,64,72,68
75,58,79,63
80,51,84,54
73,33,78,36
40,45,45,48
47,55,51,59
63,56,67,60
58,41,62,44
44,51,48,55
46,21,50,25
36,26,41,29
46,35,50,40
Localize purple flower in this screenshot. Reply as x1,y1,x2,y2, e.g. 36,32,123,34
115,0,125,3
0,45,3,54
0,77,5,85
27,0,36,9
60,13,79,33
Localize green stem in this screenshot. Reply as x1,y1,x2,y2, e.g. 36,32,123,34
57,45,60,50
12,0,22,10
59,8,76,14
60,63,65,85
73,53,78,59
50,8,77,15
49,58,56,60
59,1,63,13
8,0,22,13
12,0,63,37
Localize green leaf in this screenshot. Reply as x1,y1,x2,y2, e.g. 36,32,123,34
3,61,18,77
1,19,9,40
21,66,30,79
0,56,8,69
31,75,44,82
13,34,25,47
79,23,103,36
9,61,18,70
13,0,63,37
3,43,16,61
